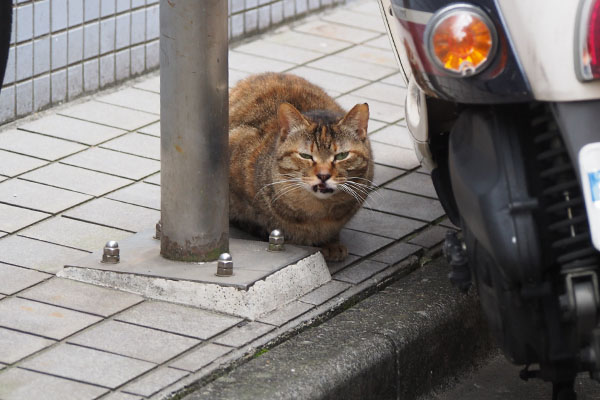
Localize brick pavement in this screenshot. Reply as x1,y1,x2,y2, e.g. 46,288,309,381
0,1,456,398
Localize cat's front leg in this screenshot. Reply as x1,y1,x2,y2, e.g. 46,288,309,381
320,240,347,262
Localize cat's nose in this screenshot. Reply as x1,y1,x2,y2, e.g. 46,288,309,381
317,173,331,182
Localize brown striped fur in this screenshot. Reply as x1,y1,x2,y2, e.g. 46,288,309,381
229,73,374,261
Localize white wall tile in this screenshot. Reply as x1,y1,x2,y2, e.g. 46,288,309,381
52,0,68,31
100,0,115,16
51,69,68,102
67,64,83,98
83,59,99,90
100,17,116,54
0,86,15,121
34,37,51,75
115,13,130,49
131,9,145,44
3,47,15,85
68,0,84,26
33,75,51,111
84,0,100,21
34,0,50,37
146,5,158,40
99,53,115,87
68,27,84,64
51,32,68,69
16,80,33,116
16,4,33,43
16,42,33,81
115,48,129,80
131,44,144,75
84,22,100,59
145,40,158,69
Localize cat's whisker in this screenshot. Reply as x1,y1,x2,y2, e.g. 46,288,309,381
338,184,364,206
254,178,303,201
341,183,379,209
347,176,379,187
342,180,381,199
271,183,304,204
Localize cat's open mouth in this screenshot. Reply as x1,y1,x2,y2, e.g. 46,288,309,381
313,184,334,194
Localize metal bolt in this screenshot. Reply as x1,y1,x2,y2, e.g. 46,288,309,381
102,241,120,264
268,229,285,251
216,253,233,277
154,220,162,240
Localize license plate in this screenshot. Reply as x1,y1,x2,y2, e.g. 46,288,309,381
579,143,600,251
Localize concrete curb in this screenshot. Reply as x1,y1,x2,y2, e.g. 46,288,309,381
178,257,494,400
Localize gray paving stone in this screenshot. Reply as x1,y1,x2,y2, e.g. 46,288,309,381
339,228,394,256
370,124,413,149
106,182,160,210
0,179,92,213
345,208,426,239
230,51,295,74
372,164,405,186
264,30,351,53
133,75,159,93
20,343,155,389
370,141,419,169
333,259,389,284
61,147,160,180
20,278,142,317
101,132,160,160
0,129,87,161
213,321,275,347
0,232,6,239
59,100,159,130
229,69,251,88
0,327,55,363
0,263,51,295
367,119,387,133
0,236,89,274
0,150,48,177
288,66,369,94
370,242,422,264
385,172,438,198
0,203,50,233
102,393,143,400
408,225,448,249
21,163,133,196
97,87,160,114
364,35,393,50
307,55,395,80
116,301,242,340
0,368,108,400
0,297,101,339
326,254,360,275
320,9,386,33
336,45,398,68
234,40,322,64
337,94,404,124
350,1,382,16
64,198,159,232
69,320,200,363
122,367,189,397
368,188,445,222
351,82,406,106
138,121,159,137
144,172,160,186
294,20,380,43
20,216,132,252
169,343,232,372
257,300,314,326
299,280,352,305
19,114,127,145
381,72,406,87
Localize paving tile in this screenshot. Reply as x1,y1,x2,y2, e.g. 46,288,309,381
370,242,422,264
293,20,380,43
102,393,143,400
364,35,393,51
133,75,160,93
0,368,108,400
385,172,437,199
233,40,322,64
370,124,413,149
21,163,133,196
307,55,396,81
106,182,160,210
97,87,161,114
345,208,426,239
0,203,50,233
336,45,398,68
64,198,159,232
19,114,127,145
372,164,405,186
339,228,394,256
320,9,386,33
0,263,51,295
367,119,387,133
116,301,242,340
0,179,92,213
20,344,155,389
59,100,159,130
326,254,360,275
101,132,160,160
439,218,460,230
337,94,404,123
230,51,295,74
369,189,445,222
0,129,87,161
0,150,48,177
144,172,160,186
61,147,160,180
20,216,132,252
0,327,55,364
0,232,6,239
229,69,251,88
287,66,369,93
20,278,142,317
169,343,232,372
257,300,314,326
370,141,419,169
408,225,448,248
351,82,407,105
0,236,89,274
0,297,101,340
264,30,352,53
381,72,406,87
69,320,199,363
213,321,275,347
123,367,188,397
333,259,389,284
138,121,159,137
299,280,351,305
349,1,382,16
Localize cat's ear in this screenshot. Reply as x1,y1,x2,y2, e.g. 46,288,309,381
338,103,369,141
278,102,310,141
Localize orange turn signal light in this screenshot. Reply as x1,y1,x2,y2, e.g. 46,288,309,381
425,5,497,77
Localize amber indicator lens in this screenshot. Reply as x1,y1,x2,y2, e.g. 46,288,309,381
428,8,496,76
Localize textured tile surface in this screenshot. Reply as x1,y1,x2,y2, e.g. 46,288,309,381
169,343,233,372
0,151,46,177
0,327,55,364
370,141,419,169
346,208,426,239
340,228,394,256
214,321,275,347
101,132,160,160
123,367,189,397
106,182,160,210
59,100,158,130
257,301,313,326
308,55,395,80
0,179,91,213
61,147,160,180
369,189,445,222
0,263,51,295
370,124,413,149
265,30,351,53
385,172,438,198
408,225,448,248
234,40,322,64
370,242,421,264
97,87,160,114
299,280,352,305
0,203,50,233
294,20,380,43
0,129,87,161
333,259,389,284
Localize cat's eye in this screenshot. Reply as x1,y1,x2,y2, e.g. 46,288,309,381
334,152,349,161
299,153,313,160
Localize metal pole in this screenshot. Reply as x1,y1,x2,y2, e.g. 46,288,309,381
159,0,229,262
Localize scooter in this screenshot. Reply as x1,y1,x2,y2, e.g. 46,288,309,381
377,1,600,398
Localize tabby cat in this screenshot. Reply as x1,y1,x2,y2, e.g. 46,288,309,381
228,73,374,261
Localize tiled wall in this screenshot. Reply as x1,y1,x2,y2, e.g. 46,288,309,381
0,0,346,125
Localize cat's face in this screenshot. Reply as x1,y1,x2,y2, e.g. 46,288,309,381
274,103,373,200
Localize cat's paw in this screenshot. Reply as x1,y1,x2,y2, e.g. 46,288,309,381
320,243,348,262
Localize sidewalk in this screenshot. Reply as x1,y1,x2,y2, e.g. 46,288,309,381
0,1,463,399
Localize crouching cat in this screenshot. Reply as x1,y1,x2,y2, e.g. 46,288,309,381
229,73,374,261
